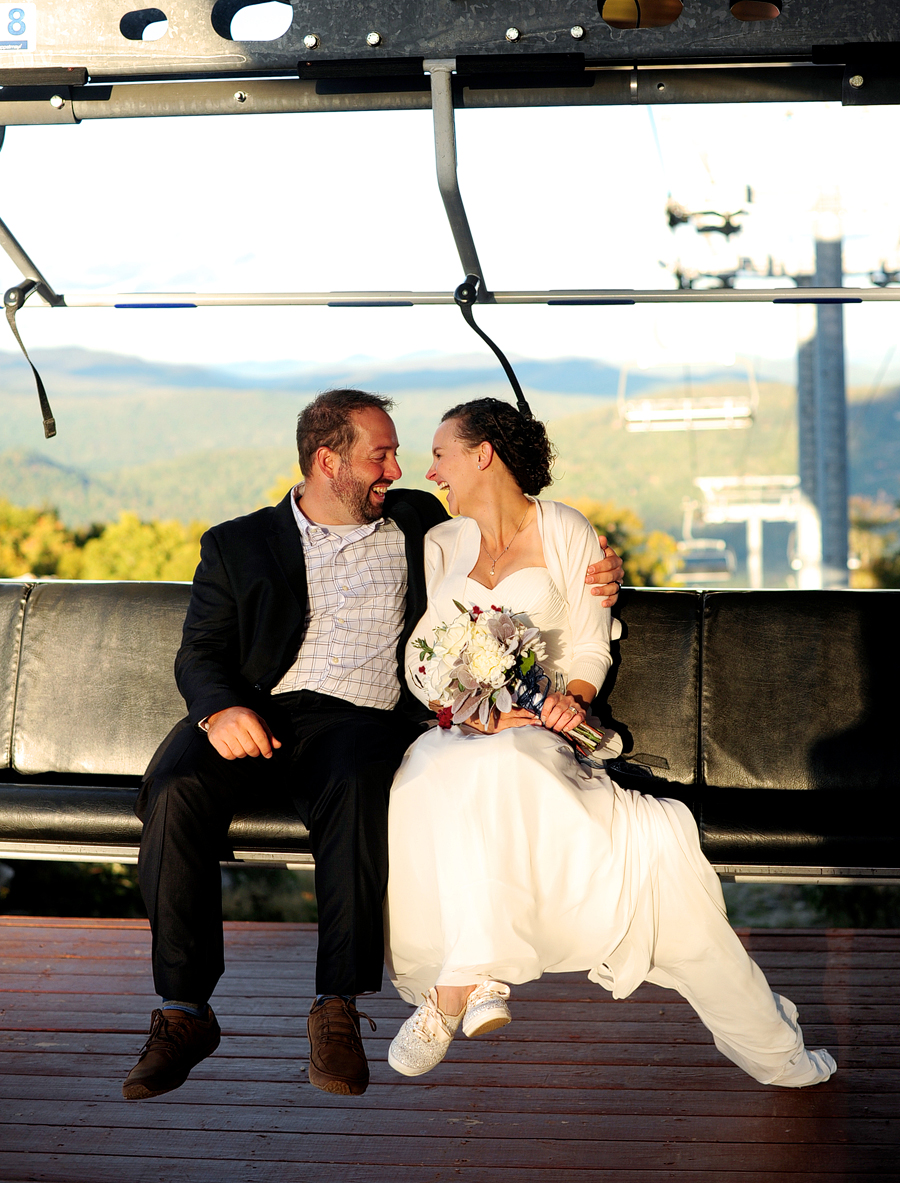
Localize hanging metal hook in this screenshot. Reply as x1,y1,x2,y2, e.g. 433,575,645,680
454,274,532,417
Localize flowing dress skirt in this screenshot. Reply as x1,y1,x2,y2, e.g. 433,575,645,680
385,723,835,1087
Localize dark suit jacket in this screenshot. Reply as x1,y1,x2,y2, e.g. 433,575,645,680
174,487,449,727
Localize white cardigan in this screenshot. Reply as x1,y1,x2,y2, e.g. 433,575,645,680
405,498,620,707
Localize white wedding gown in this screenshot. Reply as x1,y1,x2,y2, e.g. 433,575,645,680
385,503,835,1087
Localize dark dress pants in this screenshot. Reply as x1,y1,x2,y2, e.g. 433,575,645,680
136,690,420,1003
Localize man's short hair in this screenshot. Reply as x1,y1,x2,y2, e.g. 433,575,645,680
296,389,394,476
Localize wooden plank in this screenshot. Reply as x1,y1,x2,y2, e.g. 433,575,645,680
0,1030,871,1066
1,941,895,970
0,921,897,1183
3,980,897,1011
0,1020,875,1060
3,1001,895,1029
1,1074,895,1117
2,1100,896,1147
2,965,897,994
0,1157,896,1183
2,1050,895,1091
7,939,897,973
1,1124,897,1171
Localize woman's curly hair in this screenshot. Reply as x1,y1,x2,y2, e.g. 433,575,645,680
441,398,556,495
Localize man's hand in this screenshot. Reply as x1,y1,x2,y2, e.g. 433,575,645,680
205,707,282,760
586,536,625,607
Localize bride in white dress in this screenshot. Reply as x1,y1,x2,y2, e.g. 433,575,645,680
384,397,836,1089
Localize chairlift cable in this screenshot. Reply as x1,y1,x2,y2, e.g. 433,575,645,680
646,108,669,196
848,342,896,454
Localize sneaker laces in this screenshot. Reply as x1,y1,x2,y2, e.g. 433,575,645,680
467,980,510,1007
409,993,455,1043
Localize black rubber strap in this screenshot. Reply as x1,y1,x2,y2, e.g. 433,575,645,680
4,282,56,438
454,274,532,418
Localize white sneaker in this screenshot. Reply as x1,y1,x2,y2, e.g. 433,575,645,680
462,980,511,1038
388,989,462,1077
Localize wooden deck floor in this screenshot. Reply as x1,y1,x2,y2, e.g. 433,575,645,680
0,918,897,1183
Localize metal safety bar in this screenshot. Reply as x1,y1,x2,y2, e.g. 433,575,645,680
9,287,900,309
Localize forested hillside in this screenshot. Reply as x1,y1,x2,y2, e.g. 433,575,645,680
2,348,898,536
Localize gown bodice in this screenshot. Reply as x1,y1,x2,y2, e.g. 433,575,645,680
463,569,571,688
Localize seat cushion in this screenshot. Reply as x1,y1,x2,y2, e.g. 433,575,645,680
701,589,900,792
699,788,900,869
12,581,190,777
0,780,311,855
602,588,701,786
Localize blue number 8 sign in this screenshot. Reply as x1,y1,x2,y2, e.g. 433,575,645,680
1,3,35,50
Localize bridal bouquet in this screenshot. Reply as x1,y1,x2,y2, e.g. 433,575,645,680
412,602,607,757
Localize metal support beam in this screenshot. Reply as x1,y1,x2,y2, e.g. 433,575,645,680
0,216,64,307
10,285,899,310
425,60,485,291
814,238,850,587
0,0,895,85
0,66,864,128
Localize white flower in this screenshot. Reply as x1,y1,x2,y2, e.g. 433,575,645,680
432,615,469,662
468,644,514,687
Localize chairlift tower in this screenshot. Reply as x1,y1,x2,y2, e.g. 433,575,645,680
693,476,805,590
812,234,849,587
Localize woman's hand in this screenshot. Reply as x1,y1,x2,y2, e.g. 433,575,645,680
460,706,535,733
538,692,587,734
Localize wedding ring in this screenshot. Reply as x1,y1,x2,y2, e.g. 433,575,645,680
568,706,578,714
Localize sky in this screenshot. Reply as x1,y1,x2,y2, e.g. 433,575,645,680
2,91,900,384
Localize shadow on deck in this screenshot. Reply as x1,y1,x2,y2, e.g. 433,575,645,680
0,918,897,1182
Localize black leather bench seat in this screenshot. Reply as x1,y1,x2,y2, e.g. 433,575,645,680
1,580,897,880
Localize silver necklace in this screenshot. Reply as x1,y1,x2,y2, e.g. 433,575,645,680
481,504,530,578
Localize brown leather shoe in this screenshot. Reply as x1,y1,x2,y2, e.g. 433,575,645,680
122,1007,221,1100
307,997,375,1096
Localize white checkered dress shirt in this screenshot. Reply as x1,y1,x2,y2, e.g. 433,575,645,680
271,487,408,708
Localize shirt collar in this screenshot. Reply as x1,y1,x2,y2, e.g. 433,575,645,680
290,483,389,545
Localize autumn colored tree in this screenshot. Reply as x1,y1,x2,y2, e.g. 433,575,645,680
849,495,900,588
566,498,679,587
0,500,78,578
57,513,206,581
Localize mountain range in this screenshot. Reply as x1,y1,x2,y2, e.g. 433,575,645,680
2,348,898,545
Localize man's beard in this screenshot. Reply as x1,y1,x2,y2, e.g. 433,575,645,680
333,466,384,524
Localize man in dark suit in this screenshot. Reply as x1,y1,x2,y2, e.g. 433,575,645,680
123,389,623,1101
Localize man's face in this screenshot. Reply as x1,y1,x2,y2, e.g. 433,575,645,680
333,408,402,523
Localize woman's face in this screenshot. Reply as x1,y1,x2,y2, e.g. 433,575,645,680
426,418,481,516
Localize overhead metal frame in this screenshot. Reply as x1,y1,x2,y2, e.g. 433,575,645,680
1,6,899,324
0,0,896,82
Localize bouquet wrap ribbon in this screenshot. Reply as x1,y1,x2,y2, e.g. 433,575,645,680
512,662,607,769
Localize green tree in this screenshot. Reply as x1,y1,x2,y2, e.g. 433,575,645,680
0,499,77,578
567,498,679,587
58,513,207,581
